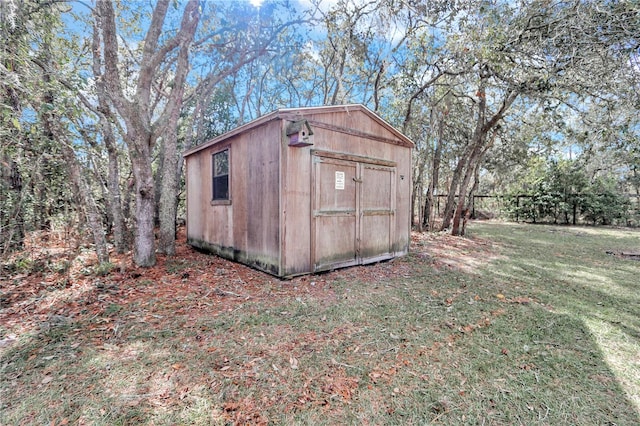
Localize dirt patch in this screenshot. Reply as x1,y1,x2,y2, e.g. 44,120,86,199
606,250,640,261
411,230,503,273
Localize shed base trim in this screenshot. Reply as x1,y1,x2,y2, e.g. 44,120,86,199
187,238,280,277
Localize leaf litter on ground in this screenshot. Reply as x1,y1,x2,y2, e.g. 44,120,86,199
1,222,639,425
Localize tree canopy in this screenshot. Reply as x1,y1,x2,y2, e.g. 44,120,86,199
1,0,638,263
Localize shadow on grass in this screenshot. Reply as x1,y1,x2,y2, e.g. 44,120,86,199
1,221,639,425
0,312,226,424
448,304,639,424
469,221,640,422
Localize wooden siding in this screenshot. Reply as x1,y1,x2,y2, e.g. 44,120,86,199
281,108,412,276
185,104,412,278
280,125,312,275
186,120,281,275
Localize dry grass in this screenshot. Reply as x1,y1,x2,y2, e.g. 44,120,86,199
1,222,639,424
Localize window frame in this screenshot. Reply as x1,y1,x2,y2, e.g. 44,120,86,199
211,147,231,205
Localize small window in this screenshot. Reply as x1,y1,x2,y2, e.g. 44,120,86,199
212,149,229,201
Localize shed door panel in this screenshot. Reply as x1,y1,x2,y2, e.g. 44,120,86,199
313,158,358,270
360,165,395,260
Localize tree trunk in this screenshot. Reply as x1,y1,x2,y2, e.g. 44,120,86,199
450,70,518,236
424,113,444,230
466,147,487,220
157,4,198,255
451,141,484,236
35,163,50,231
158,127,180,255
440,152,467,231
0,158,25,253
154,136,165,227
330,48,347,105
129,143,157,267
104,127,127,253
411,147,429,230
97,0,200,266
122,176,133,235
92,18,126,253
61,143,110,264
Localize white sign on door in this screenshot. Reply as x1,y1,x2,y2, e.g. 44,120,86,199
335,171,345,190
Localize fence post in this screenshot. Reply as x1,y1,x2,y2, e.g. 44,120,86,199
472,195,476,218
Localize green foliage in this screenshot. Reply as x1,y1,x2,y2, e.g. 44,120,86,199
0,0,87,255
11,256,33,273
93,262,115,277
105,303,123,315
504,158,631,226
581,176,631,226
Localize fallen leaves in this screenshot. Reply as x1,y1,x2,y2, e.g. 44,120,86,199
412,231,503,273
520,363,537,371
512,296,532,305
0,226,516,423
321,373,359,402
223,399,268,426
496,293,536,306
289,356,299,370
368,367,397,384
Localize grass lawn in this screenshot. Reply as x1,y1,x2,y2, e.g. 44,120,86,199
1,221,639,425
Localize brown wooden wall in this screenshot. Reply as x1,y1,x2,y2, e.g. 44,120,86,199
281,109,412,276
185,105,412,278
186,119,282,275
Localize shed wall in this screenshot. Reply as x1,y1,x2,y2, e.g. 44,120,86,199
186,106,412,278
280,134,311,276
281,109,411,276
186,120,282,275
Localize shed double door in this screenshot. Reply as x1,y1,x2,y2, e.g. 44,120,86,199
312,153,396,272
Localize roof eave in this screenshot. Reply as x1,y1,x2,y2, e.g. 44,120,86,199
183,104,414,158
183,110,281,158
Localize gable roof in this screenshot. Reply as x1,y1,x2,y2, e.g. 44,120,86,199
183,104,414,158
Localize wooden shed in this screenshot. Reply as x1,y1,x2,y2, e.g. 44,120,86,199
183,104,413,278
